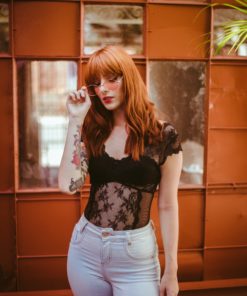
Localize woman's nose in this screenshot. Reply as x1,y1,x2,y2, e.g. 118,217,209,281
99,82,108,93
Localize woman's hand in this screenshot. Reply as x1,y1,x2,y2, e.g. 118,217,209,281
66,86,92,122
159,272,179,296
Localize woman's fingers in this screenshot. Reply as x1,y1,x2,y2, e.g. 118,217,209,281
80,86,91,103
68,88,86,103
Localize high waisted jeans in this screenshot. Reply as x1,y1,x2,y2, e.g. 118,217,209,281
67,213,161,296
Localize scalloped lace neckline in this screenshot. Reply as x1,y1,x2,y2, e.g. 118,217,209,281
103,144,131,161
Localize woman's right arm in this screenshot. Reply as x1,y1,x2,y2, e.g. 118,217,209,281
58,87,91,195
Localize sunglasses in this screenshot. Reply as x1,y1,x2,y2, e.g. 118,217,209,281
86,76,123,97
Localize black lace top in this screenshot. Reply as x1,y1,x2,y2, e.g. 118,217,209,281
84,121,183,230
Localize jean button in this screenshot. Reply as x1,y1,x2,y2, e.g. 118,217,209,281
102,231,111,237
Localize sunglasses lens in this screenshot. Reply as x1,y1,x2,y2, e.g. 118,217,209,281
87,86,96,97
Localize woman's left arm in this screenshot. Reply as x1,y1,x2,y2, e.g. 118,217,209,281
158,150,183,296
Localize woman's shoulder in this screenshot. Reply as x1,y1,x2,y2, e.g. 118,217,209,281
158,120,178,139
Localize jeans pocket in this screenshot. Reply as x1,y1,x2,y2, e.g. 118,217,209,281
124,232,156,260
70,223,87,245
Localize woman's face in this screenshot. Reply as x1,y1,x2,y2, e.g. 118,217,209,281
93,74,124,111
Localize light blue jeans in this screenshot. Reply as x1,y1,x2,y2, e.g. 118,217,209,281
67,213,161,296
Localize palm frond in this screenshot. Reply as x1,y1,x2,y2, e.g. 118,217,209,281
195,0,247,56
235,31,247,50
223,3,247,14
234,0,247,8
228,29,247,53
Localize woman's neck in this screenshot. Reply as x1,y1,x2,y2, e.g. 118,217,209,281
112,107,127,128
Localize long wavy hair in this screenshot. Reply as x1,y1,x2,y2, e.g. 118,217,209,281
82,45,163,161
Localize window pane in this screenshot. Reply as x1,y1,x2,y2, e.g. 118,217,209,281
84,5,143,55
17,61,77,189
213,9,247,57
0,3,9,53
149,61,206,185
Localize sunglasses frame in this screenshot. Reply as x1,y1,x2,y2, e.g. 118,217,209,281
86,76,123,97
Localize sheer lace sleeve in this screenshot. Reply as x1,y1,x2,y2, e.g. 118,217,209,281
159,122,183,166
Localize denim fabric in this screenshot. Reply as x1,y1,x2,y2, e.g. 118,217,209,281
67,213,161,296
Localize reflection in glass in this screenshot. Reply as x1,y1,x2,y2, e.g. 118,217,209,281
17,61,77,188
149,61,205,185
214,9,247,57
84,5,143,55
0,3,9,53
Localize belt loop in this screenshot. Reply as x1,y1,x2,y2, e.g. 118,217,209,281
151,220,156,232
126,231,132,246
77,217,88,233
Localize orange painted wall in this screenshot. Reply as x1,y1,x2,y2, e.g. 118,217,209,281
0,0,246,293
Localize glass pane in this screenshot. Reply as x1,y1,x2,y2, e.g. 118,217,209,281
17,61,77,189
213,9,247,57
149,61,205,185
84,5,143,55
0,3,9,53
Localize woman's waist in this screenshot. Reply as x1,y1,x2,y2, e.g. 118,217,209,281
76,212,156,241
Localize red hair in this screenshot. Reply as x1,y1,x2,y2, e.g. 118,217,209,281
82,45,163,161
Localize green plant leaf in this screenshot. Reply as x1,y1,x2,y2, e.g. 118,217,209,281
195,1,247,56
235,31,247,50
228,29,246,53
233,0,247,8
223,3,247,14
193,3,216,23
215,32,236,55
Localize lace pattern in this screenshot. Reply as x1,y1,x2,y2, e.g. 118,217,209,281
83,121,183,230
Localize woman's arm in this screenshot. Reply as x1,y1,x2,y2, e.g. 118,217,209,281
58,86,91,195
158,150,183,296
58,116,89,195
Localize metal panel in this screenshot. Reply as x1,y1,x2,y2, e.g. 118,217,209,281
212,0,242,4
135,62,146,83
151,190,204,250
147,4,210,58
13,2,80,57
207,129,247,184
204,248,247,279
16,194,80,255
178,251,203,281
0,59,14,191
84,0,145,3
158,251,203,281
205,188,247,246
209,64,247,127
0,195,16,291
153,190,205,280
18,257,69,291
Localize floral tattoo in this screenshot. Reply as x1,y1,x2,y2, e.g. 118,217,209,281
69,177,84,192
71,125,82,170
70,125,89,192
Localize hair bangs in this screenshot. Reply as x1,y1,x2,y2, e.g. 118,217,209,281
85,49,123,85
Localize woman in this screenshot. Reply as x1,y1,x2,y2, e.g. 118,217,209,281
58,45,183,296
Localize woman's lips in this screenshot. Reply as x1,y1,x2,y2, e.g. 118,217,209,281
103,97,114,104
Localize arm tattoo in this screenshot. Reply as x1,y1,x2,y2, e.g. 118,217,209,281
71,125,82,170
69,177,84,192
70,125,89,192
